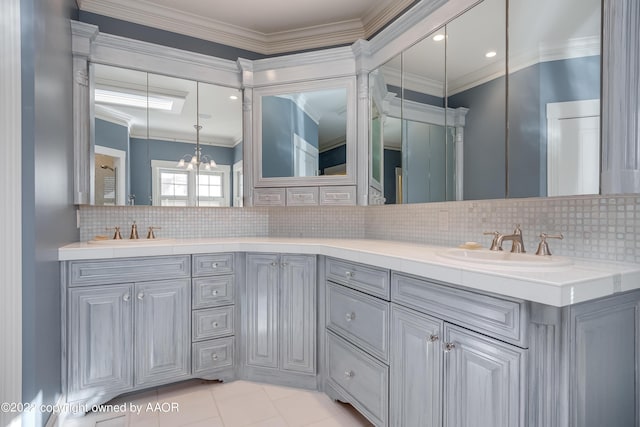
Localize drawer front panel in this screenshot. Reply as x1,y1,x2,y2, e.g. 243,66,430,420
192,306,235,341
192,337,234,375
253,188,286,206
326,258,390,299
69,256,190,286
326,331,388,426
192,275,234,309
319,186,356,205
392,272,525,346
327,283,389,362
286,187,319,206
192,253,234,277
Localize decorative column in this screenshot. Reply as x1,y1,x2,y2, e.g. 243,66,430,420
237,58,255,207
353,40,372,206
601,0,640,193
452,107,468,201
71,22,99,204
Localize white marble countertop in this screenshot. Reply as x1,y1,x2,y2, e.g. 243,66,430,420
58,238,640,307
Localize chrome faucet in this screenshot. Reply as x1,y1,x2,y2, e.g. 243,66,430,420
485,224,526,253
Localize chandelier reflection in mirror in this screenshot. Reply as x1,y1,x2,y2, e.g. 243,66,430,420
176,124,218,170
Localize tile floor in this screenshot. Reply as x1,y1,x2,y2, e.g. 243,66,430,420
61,380,373,427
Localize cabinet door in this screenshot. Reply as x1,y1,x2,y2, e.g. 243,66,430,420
444,324,525,427
246,254,280,368
135,279,191,387
390,305,443,427
281,254,316,374
68,285,133,402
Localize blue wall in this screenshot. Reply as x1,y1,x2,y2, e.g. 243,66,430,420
384,149,401,204
130,138,234,205
319,144,347,174
21,0,78,425
95,118,131,198
262,96,318,178
233,142,243,163
388,84,444,107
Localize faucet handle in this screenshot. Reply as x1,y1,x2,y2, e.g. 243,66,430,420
513,224,522,234
105,226,123,240
146,226,161,239
483,231,502,251
130,221,139,240
535,233,563,256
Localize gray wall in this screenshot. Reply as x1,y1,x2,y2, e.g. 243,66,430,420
95,118,131,198
130,137,234,205
21,0,78,425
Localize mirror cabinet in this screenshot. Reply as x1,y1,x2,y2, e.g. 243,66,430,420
72,0,638,208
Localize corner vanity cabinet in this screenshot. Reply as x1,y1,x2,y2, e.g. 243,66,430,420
243,253,317,387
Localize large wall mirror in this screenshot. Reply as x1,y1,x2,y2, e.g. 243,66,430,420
92,64,243,206
254,77,357,187
369,0,601,204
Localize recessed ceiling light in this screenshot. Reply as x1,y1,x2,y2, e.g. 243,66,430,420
229,95,238,100
433,34,445,42
485,51,497,58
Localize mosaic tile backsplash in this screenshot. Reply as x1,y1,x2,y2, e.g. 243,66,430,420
79,194,640,264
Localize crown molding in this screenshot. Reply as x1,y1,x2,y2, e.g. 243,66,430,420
77,0,398,55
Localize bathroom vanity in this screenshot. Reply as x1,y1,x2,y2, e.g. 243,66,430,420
59,238,640,427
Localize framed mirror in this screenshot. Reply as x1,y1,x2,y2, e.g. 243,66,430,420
253,77,357,187
92,64,243,207
369,0,601,204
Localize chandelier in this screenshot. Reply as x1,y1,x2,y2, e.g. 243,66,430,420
176,125,217,170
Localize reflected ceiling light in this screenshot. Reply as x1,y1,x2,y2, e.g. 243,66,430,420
94,89,174,111
485,51,497,58
432,34,445,42
176,125,217,170
229,95,239,100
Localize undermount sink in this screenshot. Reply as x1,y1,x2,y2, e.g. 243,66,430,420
437,248,573,271
87,238,175,245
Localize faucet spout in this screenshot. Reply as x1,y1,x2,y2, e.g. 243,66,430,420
489,224,526,253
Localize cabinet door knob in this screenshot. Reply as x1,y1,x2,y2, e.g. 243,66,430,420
271,262,278,267
211,290,219,296
428,334,439,342
211,321,219,328
212,353,219,361
123,293,130,302
345,312,356,322
281,262,288,267
211,262,219,269
344,370,355,379
137,292,144,300
444,342,456,352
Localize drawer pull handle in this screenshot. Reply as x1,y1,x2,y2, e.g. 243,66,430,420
211,290,219,296
123,293,131,302
211,262,219,269
137,292,144,300
211,321,219,328
344,370,355,379
212,353,219,361
444,342,456,352
345,312,356,322
428,334,439,342
345,271,355,279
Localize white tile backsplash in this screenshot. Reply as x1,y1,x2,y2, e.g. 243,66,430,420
78,194,640,263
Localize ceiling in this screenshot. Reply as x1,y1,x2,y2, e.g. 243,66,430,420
77,0,415,54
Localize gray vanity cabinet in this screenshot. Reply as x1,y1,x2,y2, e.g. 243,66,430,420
443,324,525,427
245,253,317,384
68,285,134,404
390,305,442,427
134,279,191,387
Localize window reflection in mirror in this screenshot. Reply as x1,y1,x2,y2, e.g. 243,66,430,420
92,64,243,207
261,88,348,178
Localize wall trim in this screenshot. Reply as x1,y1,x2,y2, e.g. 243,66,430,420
0,0,22,424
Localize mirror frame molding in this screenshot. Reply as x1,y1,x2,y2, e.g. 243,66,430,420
252,77,357,187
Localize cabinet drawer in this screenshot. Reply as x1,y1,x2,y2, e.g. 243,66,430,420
286,187,319,206
253,188,286,206
192,337,234,375
392,272,526,346
192,306,235,341
192,253,234,277
69,256,190,286
192,275,234,309
326,258,390,299
319,186,356,205
327,283,389,362
326,331,388,427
